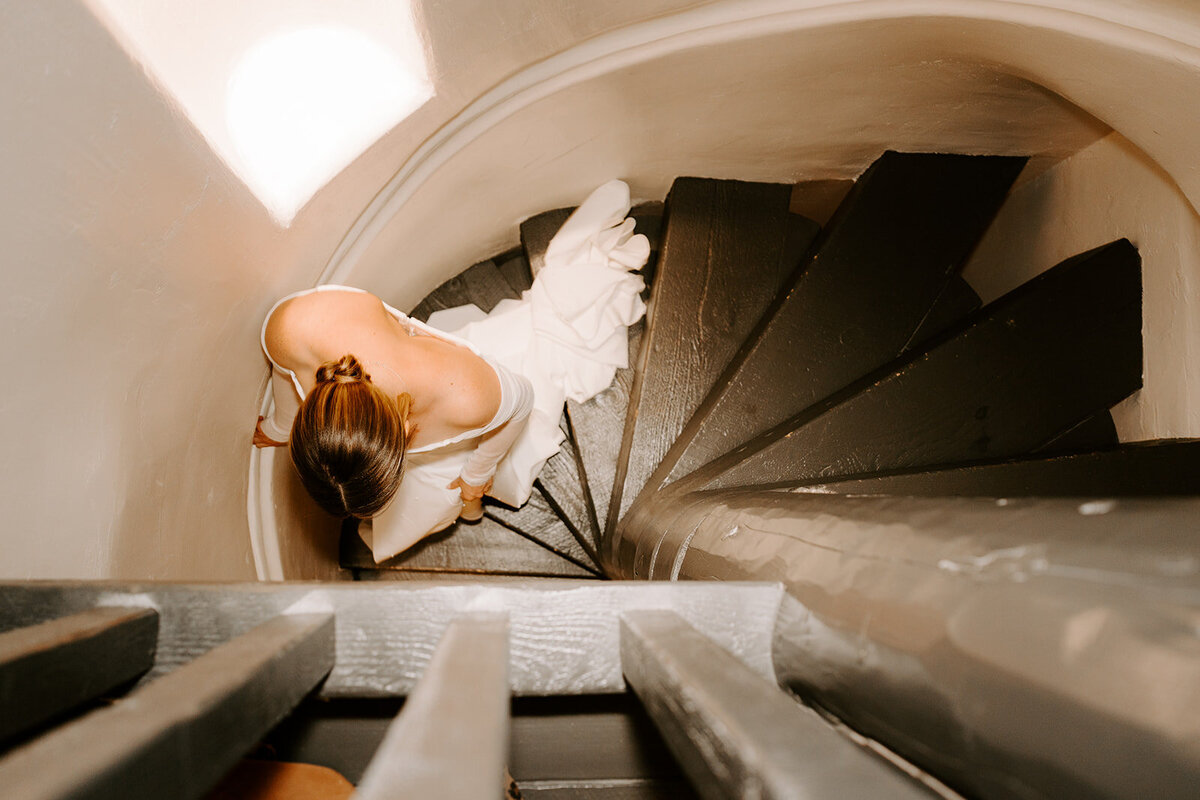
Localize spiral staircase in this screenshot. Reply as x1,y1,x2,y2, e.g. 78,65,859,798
3,152,1198,799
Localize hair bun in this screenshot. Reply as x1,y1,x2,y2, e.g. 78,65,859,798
316,354,370,385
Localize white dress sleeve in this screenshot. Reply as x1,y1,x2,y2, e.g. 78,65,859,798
458,365,534,486
261,366,301,443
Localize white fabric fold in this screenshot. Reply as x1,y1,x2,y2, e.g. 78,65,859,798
363,179,649,561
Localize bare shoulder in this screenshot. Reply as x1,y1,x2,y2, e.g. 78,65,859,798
264,290,382,366
428,352,503,430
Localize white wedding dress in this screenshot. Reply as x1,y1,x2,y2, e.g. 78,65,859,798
262,180,650,562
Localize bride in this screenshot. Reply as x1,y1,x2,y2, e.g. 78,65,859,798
253,180,650,562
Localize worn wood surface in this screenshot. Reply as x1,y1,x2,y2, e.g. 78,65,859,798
608,179,816,537
539,417,602,557
679,239,1142,493
649,153,1026,494
342,518,596,578
619,491,1200,800
788,439,1200,497
497,253,534,295
0,607,158,742
487,488,602,576
567,322,642,546
1035,410,1118,455
0,583,782,699
353,614,510,799
904,274,981,352
621,611,933,800
522,208,575,277
409,259,518,321
0,613,334,800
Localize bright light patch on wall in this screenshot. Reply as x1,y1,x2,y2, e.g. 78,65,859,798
83,0,434,228
227,28,433,226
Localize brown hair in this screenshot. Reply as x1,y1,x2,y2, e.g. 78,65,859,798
289,354,410,518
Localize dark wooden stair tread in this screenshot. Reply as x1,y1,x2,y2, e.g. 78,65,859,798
340,518,598,578
607,178,820,537
643,152,1027,500
1035,410,1119,455
670,238,1142,494
409,259,518,322
521,201,664,533
567,322,643,543
486,485,602,575
785,440,1200,497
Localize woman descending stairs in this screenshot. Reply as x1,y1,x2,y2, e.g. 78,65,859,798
342,151,1200,798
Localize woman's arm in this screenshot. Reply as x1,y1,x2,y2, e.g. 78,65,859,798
448,370,534,512
253,367,300,447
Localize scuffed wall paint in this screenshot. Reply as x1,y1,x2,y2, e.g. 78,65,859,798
963,133,1200,440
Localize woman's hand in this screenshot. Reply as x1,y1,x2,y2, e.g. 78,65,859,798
253,416,288,448
448,476,492,522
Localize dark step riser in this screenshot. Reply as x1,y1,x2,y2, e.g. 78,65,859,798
647,153,1028,496
668,238,1142,495
607,179,819,539
786,440,1200,497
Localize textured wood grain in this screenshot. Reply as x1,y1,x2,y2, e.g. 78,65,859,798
0,607,158,742
522,208,574,277
568,323,642,538
537,443,603,566
903,274,981,352
498,253,534,295
788,440,1200,497
409,259,518,321
621,611,933,800
342,518,596,578
487,488,602,575
354,614,510,799
0,583,784,699
649,153,1027,493
679,239,1142,492
0,613,334,800
608,179,815,536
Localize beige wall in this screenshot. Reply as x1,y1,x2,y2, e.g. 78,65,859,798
0,1,377,579
964,133,1200,440
6,0,1200,580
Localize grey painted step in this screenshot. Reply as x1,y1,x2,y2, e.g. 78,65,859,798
0,607,158,743
644,153,1026,499
537,421,602,559
0,582,783,698
787,439,1200,497
607,179,819,539
409,258,519,321
341,518,597,579
670,238,1143,494
567,322,643,548
487,486,602,576
497,252,534,295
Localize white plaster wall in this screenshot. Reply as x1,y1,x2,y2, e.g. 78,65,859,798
0,2,385,579
334,23,1109,310
963,133,1200,440
7,0,1200,580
